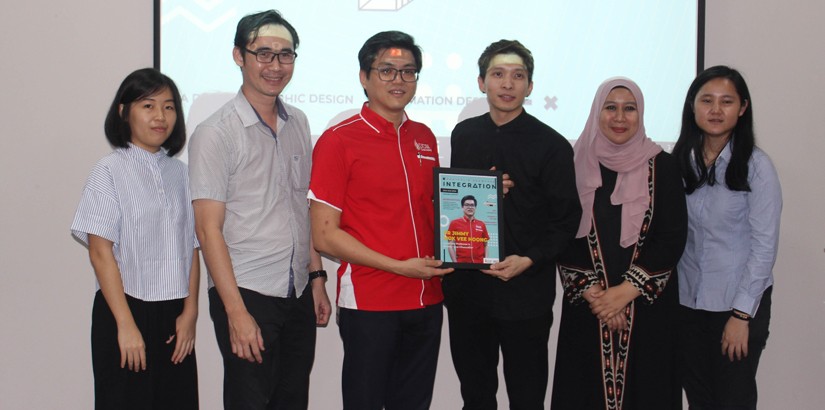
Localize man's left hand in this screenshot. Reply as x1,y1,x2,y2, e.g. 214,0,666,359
481,255,532,281
312,278,331,327
490,166,514,195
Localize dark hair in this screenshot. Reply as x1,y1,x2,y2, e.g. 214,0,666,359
478,40,535,82
104,68,185,157
461,195,477,207
358,30,422,75
672,65,754,194
234,10,299,56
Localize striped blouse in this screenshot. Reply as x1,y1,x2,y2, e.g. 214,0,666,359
71,143,197,301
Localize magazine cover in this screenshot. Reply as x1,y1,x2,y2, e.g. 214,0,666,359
434,168,503,269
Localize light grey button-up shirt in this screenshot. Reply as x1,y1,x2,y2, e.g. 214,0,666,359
189,90,312,298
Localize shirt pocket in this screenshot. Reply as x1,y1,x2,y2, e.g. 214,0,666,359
291,154,310,192
718,189,749,228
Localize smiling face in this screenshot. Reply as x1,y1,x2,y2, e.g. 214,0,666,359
462,198,477,218
234,25,295,101
693,77,748,142
478,53,533,125
124,87,176,153
598,87,639,145
360,47,417,125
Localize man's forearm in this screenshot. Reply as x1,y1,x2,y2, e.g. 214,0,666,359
197,226,247,314
314,223,401,274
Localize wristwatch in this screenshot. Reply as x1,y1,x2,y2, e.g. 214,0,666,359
731,309,752,321
308,270,328,281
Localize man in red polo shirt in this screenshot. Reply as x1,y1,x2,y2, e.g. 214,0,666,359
308,31,453,410
447,195,490,264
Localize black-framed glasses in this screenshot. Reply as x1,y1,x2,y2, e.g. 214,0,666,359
244,48,297,64
369,66,419,82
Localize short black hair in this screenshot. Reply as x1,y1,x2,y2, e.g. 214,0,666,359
478,39,535,82
104,68,185,157
234,10,300,53
357,31,422,98
461,195,477,207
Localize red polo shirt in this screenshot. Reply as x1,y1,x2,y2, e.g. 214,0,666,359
447,216,490,263
309,103,443,311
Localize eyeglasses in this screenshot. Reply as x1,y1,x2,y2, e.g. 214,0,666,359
244,48,298,64
369,66,419,82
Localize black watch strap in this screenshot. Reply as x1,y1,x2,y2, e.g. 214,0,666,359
308,270,328,281
731,309,752,321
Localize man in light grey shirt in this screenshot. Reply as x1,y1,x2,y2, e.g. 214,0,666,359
188,9,330,409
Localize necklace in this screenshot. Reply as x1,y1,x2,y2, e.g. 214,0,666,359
702,137,730,167
703,148,722,166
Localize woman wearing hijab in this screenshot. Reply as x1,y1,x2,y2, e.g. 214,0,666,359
673,66,781,410
551,77,687,410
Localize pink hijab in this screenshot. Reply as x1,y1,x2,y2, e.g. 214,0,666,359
573,77,663,248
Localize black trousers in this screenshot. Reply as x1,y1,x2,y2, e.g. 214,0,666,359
680,287,772,410
445,294,554,410
209,285,316,410
91,290,199,410
338,304,443,410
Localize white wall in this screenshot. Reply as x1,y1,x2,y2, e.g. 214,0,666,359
1,1,823,409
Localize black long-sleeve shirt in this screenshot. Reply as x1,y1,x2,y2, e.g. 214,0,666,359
443,110,581,320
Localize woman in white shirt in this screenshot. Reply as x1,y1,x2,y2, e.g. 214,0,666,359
71,68,199,409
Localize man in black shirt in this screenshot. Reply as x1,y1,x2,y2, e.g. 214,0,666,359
444,39,581,409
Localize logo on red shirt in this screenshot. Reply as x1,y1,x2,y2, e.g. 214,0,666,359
414,141,433,152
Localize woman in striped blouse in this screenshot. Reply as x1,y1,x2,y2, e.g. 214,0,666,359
71,68,199,409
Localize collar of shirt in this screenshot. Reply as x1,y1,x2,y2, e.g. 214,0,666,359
232,89,291,132
126,142,168,164
359,101,409,136
483,108,530,132
715,138,733,167
689,138,734,172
